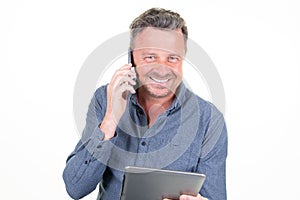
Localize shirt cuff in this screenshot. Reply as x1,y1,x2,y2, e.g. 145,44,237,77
84,126,118,165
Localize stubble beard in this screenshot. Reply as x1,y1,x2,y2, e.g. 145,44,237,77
142,84,173,98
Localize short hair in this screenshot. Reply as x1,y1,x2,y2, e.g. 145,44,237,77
129,8,188,52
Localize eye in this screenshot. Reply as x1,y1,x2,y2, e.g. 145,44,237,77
168,55,180,63
144,55,156,62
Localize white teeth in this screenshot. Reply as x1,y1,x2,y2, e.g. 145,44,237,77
151,77,169,83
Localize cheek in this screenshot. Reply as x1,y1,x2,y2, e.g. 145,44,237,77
172,64,183,77
135,66,147,79
135,64,154,75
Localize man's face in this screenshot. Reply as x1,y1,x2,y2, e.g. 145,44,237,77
132,27,185,98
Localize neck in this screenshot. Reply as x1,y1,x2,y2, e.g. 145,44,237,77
137,89,175,127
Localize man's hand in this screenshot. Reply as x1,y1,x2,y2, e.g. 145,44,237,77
100,64,136,140
163,194,208,200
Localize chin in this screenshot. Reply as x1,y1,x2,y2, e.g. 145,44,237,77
145,85,174,98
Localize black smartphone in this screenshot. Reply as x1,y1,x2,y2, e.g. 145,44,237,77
128,49,137,82
128,48,135,67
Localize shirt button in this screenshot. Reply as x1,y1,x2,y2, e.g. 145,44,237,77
141,141,146,146
137,109,143,115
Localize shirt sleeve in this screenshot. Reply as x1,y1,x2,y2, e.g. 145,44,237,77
62,86,117,199
198,103,228,200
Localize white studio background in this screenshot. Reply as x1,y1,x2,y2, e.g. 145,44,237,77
1,0,300,199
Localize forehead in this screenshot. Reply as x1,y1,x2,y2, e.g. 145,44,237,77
133,27,185,56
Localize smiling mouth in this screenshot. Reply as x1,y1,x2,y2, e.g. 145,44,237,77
150,77,169,83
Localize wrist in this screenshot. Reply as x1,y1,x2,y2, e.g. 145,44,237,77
99,114,118,140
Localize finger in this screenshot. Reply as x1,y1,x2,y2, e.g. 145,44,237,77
119,63,132,70
116,76,136,87
114,64,133,76
196,194,208,200
110,65,130,81
180,195,191,200
118,82,136,94
110,73,136,92
111,65,136,85
180,194,205,200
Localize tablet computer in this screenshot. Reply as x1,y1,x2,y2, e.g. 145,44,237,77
120,166,206,200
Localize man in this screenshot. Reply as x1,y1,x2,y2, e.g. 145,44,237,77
63,8,227,200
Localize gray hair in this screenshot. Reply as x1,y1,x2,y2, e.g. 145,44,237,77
129,8,188,52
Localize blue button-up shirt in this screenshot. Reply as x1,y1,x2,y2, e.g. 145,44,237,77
63,83,227,200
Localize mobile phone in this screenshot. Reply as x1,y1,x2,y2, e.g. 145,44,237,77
128,49,137,83
128,48,135,67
